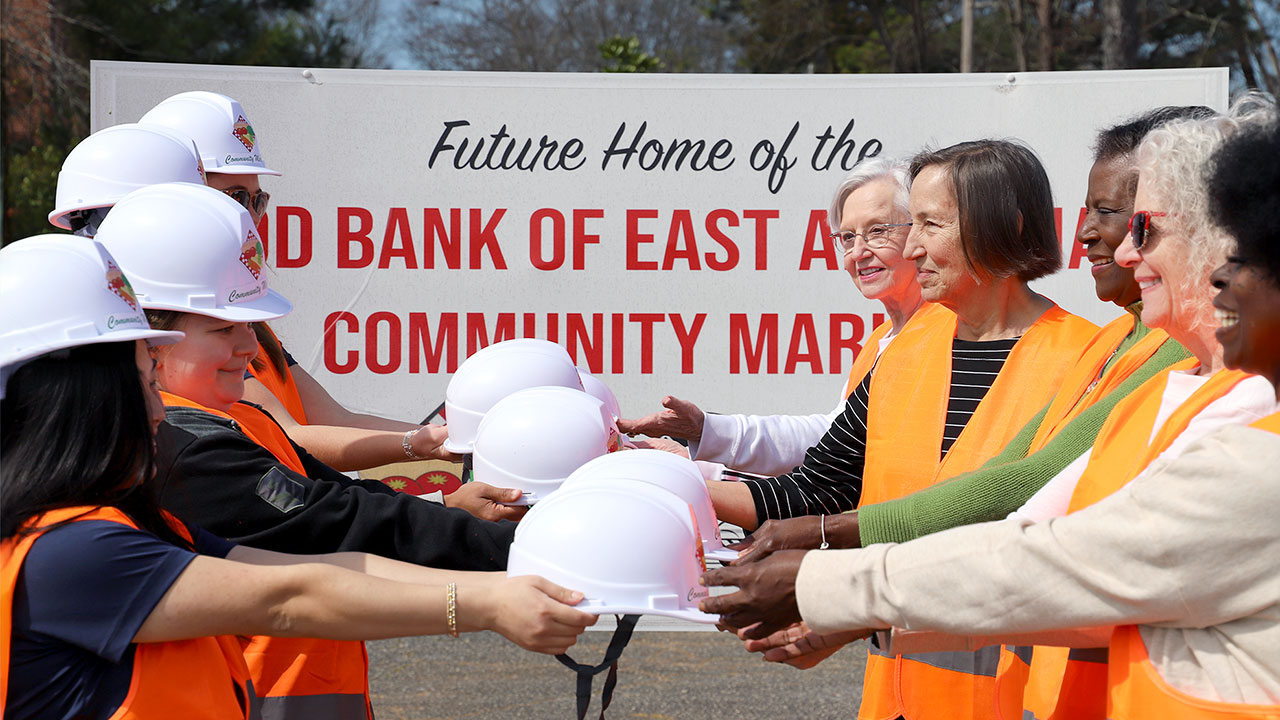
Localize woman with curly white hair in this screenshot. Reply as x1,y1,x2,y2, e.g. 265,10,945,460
704,99,1280,718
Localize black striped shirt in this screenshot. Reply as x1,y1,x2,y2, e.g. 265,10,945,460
742,337,1019,526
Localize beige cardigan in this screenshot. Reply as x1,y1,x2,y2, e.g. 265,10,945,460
797,421,1280,704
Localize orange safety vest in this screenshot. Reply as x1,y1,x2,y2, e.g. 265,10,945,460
858,303,1098,720
247,325,309,424
1002,365,1255,720
161,392,372,719
1106,413,1280,719
1026,314,1173,453
842,304,948,399
1,506,252,719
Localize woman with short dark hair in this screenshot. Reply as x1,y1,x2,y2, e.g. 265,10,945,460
701,138,1098,720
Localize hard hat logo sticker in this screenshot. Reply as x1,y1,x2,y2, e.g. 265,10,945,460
239,232,264,280
231,115,256,151
689,504,707,573
196,156,206,184
105,260,139,311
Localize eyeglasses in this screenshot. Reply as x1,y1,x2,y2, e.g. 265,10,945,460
222,188,271,217
1127,211,1168,251
829,223,912,252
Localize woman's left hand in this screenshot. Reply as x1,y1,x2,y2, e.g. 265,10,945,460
443,482,528,522
699,549,807,638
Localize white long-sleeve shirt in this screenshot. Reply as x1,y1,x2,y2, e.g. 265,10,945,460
797,418,1280,704
689,334,896,476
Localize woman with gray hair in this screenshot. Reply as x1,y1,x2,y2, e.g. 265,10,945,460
704,104,1280,718
620,157,925,476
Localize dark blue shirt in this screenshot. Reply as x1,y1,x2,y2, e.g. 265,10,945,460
6,519,234,720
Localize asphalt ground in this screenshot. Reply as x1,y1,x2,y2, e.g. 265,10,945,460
367,629,868,719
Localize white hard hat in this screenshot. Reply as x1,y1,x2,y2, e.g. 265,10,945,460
443,339,583,453
576,367,621,421
139,91,281,176
564,449,738,563
49,123,207,232
471,386,621,506
93,182,292,321
0,235,185,398
507,478,718,624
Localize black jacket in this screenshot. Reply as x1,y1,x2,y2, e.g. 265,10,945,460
155,402,514,570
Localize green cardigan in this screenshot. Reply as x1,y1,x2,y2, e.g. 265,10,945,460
858,314,1192,545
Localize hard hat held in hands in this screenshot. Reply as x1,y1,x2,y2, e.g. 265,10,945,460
471,386,622,506
140,91,281,176
49,123,207,232
443,338,584,454
576,366,622,422
506,477,718,624
0,235,185,398
93,182,293,322
563,449,739,563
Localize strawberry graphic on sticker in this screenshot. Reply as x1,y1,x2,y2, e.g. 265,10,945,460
105,261,138,310
239,232,264,280
231,115,256,151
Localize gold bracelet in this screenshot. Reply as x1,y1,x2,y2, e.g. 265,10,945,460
446,582,458,638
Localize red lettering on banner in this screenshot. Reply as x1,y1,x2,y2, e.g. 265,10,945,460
729,314,778,374
671,313,706,374
784,314,822,373
742,209,775,270
572,209,603,270
424,208,462,269
626,209,660,270
466,312,520,355
1067,207,1088,269
800,210,837,270
829,313,872,375
704,209,740,271
469,208,508,269
567,313,605,372
630,313,664,373
611,313,625,373
663,210,701,270
323,311,359,374
338,207,374,268
530,208,566,270
378,208,417,269
275,206,312,269
366,311,402,374
409,312,457,373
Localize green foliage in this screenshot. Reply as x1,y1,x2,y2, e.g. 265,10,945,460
600,36,664,72
4,141,69,245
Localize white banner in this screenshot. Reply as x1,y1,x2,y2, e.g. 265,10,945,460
93,63,1227,424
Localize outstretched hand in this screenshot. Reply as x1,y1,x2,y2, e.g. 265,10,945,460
443,482,528,522
699,549,806,639
617,395,706,442
740,621,868,669
477,576,598,654
730,517,823,565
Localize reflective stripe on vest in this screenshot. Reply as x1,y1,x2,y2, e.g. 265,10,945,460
248,324,309,425
843,312,897,399
1,506,253,719
1007,366,1255,720
1107,625,1280,719
858,304,1098,720
160,393,372,719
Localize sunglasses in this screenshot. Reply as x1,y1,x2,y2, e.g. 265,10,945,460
222,188,271,217
1127,210,1168,251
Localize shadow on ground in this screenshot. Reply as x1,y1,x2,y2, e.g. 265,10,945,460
369,630,867,719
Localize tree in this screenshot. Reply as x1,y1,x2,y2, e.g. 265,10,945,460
398,0,738,73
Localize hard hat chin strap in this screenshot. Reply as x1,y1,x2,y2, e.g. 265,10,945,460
555,614,640,720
